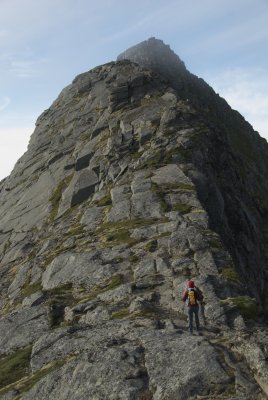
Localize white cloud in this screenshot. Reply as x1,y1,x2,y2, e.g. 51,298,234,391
204,68,268,139
0,97,11,112
10,59,46,78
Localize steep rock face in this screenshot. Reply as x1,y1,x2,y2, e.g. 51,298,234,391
0,39,268,399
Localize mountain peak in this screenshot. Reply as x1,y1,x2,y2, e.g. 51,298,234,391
117,37,187,82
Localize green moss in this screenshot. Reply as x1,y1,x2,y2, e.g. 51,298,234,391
81,130,91,141
95,194,112,207
222,296,257,320
111,308,130,319
64,224,84,237
0,357,69,396
0,346,32,390
129,254,140,263
48,174,74,223
177,183,194,191
42,243,77,268
132,309,155,319
221,267,240,283
105,274,124,290
78,274,124,303
172,203,193,214
209,238,223,249
17,359,67,394
97,218,158,246
111,307,155,320
144,240,158,253
151,183,170,212
130,151,141,161
105,228,136,245
143,150,164,168
20,281,42,299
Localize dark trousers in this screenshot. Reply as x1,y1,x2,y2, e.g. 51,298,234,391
188,305,199,333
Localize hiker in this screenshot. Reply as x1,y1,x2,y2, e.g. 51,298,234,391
182,280,204,334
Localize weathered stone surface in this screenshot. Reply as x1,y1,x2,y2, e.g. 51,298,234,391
131,191,162,219
151,164,191,186
97,283,132,303
0,38,267,400
80,305,110,325
41,251,114,290
22,291,45,308
141,331,230,399
80,206,104,229
0,306,48,356
8,262,31,299
71,169,99,206
133,258,156,281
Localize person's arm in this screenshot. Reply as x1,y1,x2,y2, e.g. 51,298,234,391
182,289,188,302
196,287,204,301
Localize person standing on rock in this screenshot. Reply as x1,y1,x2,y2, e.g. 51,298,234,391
182,280,204,334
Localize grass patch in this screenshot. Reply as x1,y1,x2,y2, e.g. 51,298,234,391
97,218,159,246
172,203,193,214
78,274,124,303
221,266,240,283
222,296,257,320
48,174,74,223
129,254,140,263
27,247,38,261
20,281,43,299
15,359,67,395
131,309,155,319
151,183,170,212
209,238,223,249
0,356,70,396
105,229,136,245
41,244,77,268
177,183,195,191
129,150,141,161
64,224,84,237
144,240,158,253
0,346,32,390
154,182,194,192
190,209,206,214
111,307,130,319
111,307,155,320
94,194,112,207
143,150,164,168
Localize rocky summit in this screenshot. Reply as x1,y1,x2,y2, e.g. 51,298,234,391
0,37,268,399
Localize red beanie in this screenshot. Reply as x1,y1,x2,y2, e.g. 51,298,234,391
188,280,195,288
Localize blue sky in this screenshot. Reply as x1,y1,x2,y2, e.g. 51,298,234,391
0,0,268,179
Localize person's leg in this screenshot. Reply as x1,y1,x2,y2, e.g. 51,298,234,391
188,307,193,333
194,306,200,330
